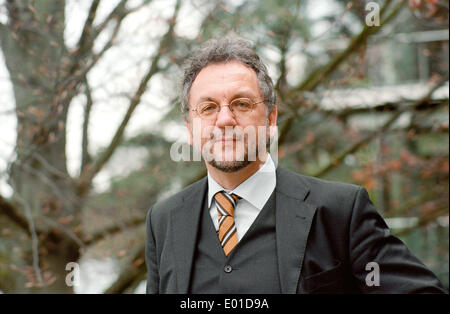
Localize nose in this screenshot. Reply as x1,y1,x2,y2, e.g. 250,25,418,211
215,105,237,128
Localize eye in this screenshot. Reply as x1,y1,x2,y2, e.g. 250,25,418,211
232,99,252,111
199,103,218,114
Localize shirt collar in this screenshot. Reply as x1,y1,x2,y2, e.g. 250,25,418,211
207,154,277,210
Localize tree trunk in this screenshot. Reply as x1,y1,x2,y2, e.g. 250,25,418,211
0,0,80,293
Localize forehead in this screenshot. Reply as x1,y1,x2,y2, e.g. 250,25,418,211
189,61,260,104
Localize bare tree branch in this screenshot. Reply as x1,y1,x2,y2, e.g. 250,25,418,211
9,182,44,286
83,215,146,246
77,0,182,196
0,194,86,251
278,0,407,146
4,0,19,24
0,22,6,48
39,216,86,250
32,152,74,181
329,98,449,119
57,1,131,107
393,206,449,237
74,0,151,65
81,78,93,174
0,195,29,234
273,0,302,108
311,77,448,178
292,0,402,93
385,190,445,218
92,0,128,37
58,3,124,95
104,245,146,294
74,0,101,58
14,161,76,213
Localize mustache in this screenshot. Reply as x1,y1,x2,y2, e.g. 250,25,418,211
210,135,244,141
207,127,245,141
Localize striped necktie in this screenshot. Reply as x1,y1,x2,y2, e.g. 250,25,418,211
214,191,241,256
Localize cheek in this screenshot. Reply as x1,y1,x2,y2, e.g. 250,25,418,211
247,108,269,127
189,118,213,145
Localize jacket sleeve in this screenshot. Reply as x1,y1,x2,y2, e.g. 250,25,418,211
145,206,159,294
349,187,447,293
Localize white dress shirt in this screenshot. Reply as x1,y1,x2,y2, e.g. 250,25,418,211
207,154,277,242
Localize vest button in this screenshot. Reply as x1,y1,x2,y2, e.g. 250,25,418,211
224,265,233,273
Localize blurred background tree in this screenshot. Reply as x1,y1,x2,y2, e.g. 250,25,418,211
0,0,448,293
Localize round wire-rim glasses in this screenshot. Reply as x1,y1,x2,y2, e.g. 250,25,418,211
191,98,265,120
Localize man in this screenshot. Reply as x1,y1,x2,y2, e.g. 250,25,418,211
145,36,446,294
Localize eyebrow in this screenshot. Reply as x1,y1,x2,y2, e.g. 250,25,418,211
197,96,216,103
197,91,258,104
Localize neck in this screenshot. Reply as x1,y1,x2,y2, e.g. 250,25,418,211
206,154,267,190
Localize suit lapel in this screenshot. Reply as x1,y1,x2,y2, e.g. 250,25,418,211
170,177,207,293
169,168,316,294
275,168,317,294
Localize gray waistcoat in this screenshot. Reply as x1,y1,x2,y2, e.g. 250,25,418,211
189,191,281,293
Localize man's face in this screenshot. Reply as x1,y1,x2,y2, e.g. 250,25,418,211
186,61,277,172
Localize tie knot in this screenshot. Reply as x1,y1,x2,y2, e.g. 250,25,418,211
214,191,240,217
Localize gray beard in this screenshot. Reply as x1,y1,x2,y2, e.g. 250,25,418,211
208,158,252,173
205,125,271,173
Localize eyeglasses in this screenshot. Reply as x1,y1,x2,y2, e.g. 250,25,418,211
191,98,265,120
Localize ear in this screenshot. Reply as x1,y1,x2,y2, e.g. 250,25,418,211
268,105,278,126
267,105,278,138
185,119,193,146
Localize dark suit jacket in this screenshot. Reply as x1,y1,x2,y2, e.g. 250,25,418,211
145,167,446,293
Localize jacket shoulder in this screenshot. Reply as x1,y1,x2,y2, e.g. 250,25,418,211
278,166,361,193
148,176,207,220
277,167,363,211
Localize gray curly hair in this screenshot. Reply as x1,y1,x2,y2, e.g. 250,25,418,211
181,36,276,120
